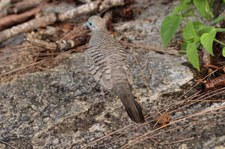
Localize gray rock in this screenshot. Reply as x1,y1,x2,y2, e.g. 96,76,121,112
0,45,193,148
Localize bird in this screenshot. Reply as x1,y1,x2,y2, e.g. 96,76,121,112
85,15,145,123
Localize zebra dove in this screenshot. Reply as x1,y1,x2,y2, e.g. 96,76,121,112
85,16,145,123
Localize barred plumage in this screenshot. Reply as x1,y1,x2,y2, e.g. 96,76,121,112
85,16,145,123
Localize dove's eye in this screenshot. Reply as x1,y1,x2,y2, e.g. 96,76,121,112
89,22,93,26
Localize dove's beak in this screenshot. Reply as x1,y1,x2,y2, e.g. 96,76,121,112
83,22,88,29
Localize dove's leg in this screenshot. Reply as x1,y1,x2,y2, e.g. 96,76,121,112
100,86,109,102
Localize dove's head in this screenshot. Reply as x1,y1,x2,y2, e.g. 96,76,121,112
85,16,106,31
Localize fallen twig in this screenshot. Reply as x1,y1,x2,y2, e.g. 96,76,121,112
12,0,45,14
0,13,57,43
26,28,89,51
203,74,225,90
121,41,179,55
0,59,47,78
99,0,126,11
0,3,44,31
58,1,101,21
165,137,194,145
26,33,74,51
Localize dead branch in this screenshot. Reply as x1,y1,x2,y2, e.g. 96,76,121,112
0,0,44,19
0,4,43,31
25,28,89,51
99,0,125,11
58,1,101,21
204,74,225,90
0,0,126,43
12,0,45,14
58,0,124,21
0,13,57,43
26,35,76,51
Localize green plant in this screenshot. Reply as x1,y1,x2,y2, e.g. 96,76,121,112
160,0,225,71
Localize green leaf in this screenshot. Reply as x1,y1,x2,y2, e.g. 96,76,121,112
180,0,191,4
193,22,205,33
200,28,217,55
193,0,213,20
183,21,196,41
222,47,225,57
180,41,188,52
216,28,225,32
211,15,225,25
182,9,194,17
172,2,191,15
160,15,182,47
186,42,200,71
198,26,214,36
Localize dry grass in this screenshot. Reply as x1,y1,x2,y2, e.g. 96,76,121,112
85,76,225,148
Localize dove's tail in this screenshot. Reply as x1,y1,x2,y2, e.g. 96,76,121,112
115,83,145,123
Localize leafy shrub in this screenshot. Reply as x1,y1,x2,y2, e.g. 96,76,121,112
161,0,225,71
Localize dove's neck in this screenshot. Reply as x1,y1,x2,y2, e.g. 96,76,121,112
89,29,111,47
